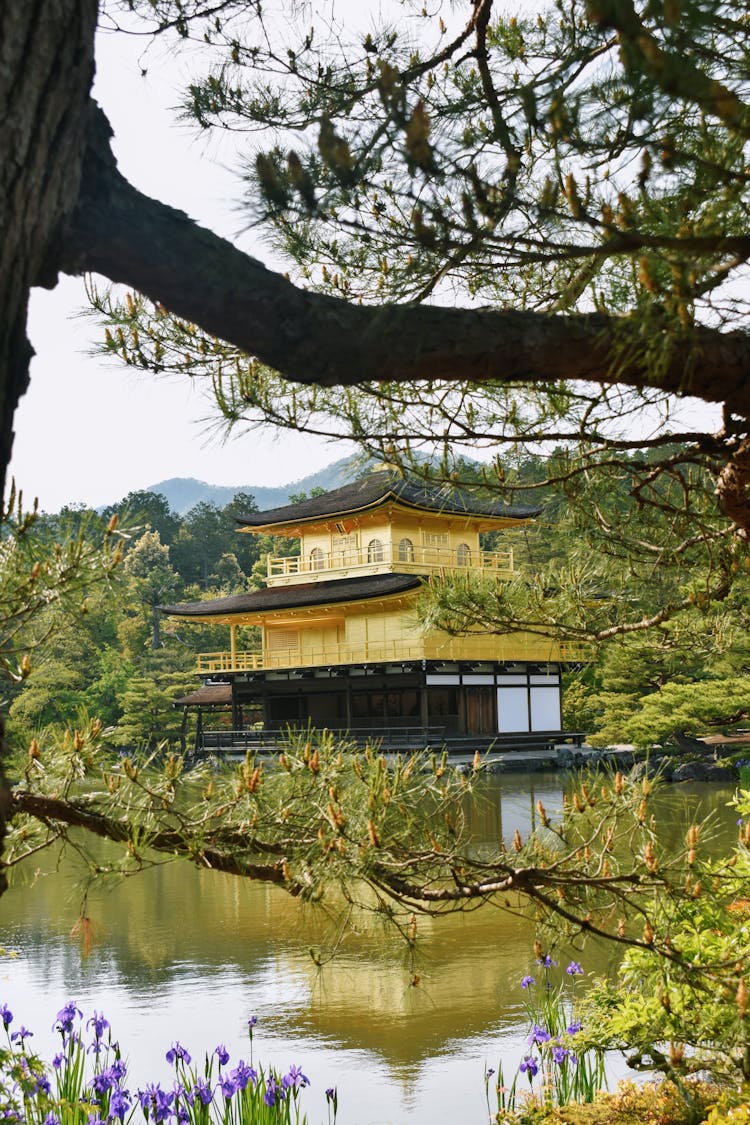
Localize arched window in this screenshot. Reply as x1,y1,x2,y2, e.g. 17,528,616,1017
397,537,414,562
456,543,471,567
367,537,384,563
310,547,325,571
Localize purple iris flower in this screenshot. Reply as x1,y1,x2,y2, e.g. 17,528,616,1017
165,1043,191,1066
0,1005,12,1029
566,1021,582,1035
247,1016,258,1030
282,1064,309,1090
52,1053,64,1070
90,1070,115,1095
87,1012,109,1040
264,1077,279,1107
519,1056,539,1077
520,975,536,989
35,1073,51,1095
138,1086,173,1124
43,1115,61,1125
137,1086,156,1112
107,1089,131,1122
55,1002,82,1035
537,954,557,968
110,1060,127,1083
215,1044,229,1066
566,961,583,976
552,1045,570,1064
230,1060,256,1092
11,1027,32,1045
219,1076,236,1100
193,1078,212,1107
527,1024,551,1045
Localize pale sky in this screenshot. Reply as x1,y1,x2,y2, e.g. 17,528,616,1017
9,23,345,514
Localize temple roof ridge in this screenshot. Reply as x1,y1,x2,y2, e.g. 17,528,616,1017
234,468,539,529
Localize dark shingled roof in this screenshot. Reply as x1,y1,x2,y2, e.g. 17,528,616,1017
235,469,539,528
160,572,422,619
174,684,233,707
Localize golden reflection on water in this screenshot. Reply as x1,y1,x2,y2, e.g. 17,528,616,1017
0,773,739,1123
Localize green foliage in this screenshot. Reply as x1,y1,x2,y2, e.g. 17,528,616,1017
704,1099,750,1125
101,489,181,546
123,530,181,649
582,792,750,1085
581,607,750,745
591,676,750,748
111,667,195,751
1,486,266,762
0,488,123,690
497,1080,725,1125
170,497,262,587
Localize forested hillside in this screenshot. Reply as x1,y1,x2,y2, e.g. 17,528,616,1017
2,486,303,754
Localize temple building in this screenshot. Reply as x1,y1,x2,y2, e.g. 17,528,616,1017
161,470,582,753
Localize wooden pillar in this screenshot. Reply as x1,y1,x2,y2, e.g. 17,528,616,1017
230,624,237,669
179,706,188,756
458,688,467,735
345,676,353,732
420,674,430,739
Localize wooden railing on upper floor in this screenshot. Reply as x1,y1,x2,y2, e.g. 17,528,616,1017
195,633,590,674
267,541,513,583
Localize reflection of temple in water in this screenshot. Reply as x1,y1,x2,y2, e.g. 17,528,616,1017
5,774,574,1060
162,471,586,754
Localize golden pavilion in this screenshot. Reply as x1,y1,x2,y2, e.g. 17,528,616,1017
161,470,580,752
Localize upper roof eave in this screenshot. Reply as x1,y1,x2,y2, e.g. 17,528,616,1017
234,469,540,531
159,572,423,621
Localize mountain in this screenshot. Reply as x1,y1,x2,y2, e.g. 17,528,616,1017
144,453,369,515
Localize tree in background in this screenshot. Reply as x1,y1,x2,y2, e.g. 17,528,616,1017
0,485,281,757
122,530,181,649
102,490,181,547
111,662,196,752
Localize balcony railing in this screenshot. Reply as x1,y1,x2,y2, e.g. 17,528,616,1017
196,633,588,675
267,542,513,583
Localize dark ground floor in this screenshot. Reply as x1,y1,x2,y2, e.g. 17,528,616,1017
180,659,583,755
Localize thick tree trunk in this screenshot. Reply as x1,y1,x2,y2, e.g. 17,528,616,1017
0,1,97,500
0,0,97,892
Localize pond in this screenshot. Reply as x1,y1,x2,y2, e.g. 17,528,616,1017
0,773,738,1125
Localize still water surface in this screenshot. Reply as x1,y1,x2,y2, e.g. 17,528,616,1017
0,774,737,1125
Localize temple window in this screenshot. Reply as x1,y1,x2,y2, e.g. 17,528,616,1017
398,537,414,562
457,543,471,567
